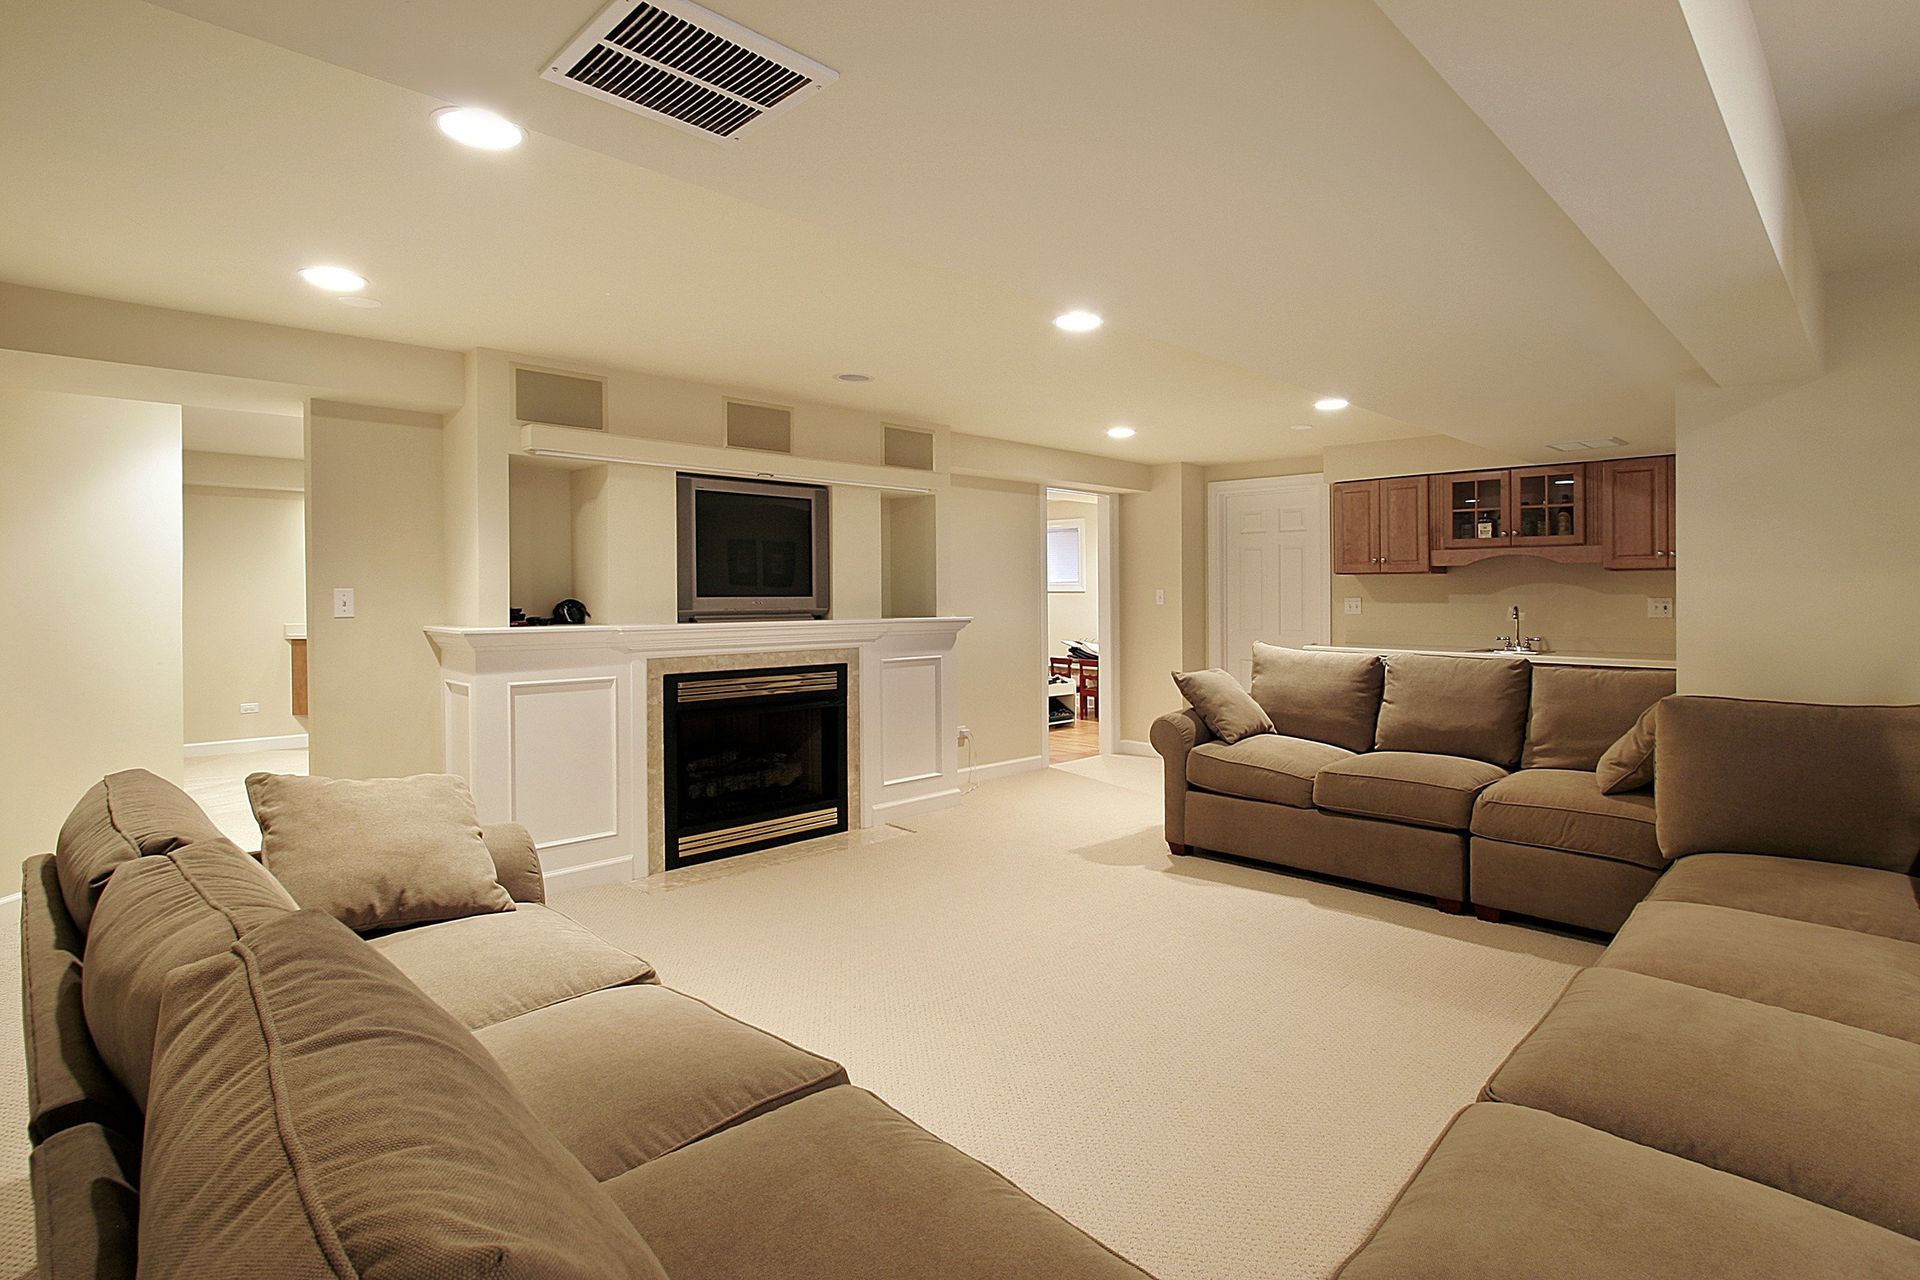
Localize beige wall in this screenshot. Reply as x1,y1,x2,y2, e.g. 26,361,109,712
1046,499,1100,653
830,486,883,618
1676,265,1920,702
508,460,574,617
1119,464,1208,745
305,402,447,778
569,463,677,624
939,476,1046,768
183,480,307,744
882,494,938,617
0,389,183,879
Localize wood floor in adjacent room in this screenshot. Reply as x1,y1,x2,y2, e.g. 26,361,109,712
0,758,1601,1278
1049,713,1102,763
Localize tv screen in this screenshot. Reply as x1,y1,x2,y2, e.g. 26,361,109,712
692,488,816,599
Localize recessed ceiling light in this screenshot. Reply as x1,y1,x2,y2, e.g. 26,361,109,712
1313,397,1349,411
1290,423,1313,431
298,265,367,293
1106,425,1136,439
1054,310,1103,333
433,106,525,151
338,296,383,309
834,372,873,383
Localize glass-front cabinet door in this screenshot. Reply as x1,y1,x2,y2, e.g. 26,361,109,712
1510,464,1586,546
1438,470,1509,549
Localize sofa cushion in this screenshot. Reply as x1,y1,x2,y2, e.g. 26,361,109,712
55,769,230,937
482,821,546,903
1646,853,1920,943
1187,735,1354,808
1485,967,1920,1238
29,1123,138,1280
477,984,847,1180
1521,666,1673,771
1374,654,1532,767
1249,644,1384,752
1595,704,1658,794
1334,1103,1920,1280
81,838,297,1109
1598,901,1920,1044
1471,769,1661,869
1171,667,1273,744
21,854,134,1144
1313,752,1507,831
1656,696,1920,872
366,902,655,1029
604,1086,1152,1280
251,771,515,931
139,909,669,1280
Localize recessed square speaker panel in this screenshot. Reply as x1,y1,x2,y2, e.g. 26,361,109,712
883,426,935,471
725,400,793,453
515,367,606,431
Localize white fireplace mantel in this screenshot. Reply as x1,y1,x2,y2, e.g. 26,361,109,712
426,617,971,889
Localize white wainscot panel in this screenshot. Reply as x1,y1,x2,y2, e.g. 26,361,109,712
509,677,619,850
443,681,471,778
880,656,942,785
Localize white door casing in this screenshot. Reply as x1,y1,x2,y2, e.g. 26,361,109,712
1209,476,1331,685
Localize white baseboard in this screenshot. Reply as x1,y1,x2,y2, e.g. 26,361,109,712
0,891,20,909
541,853,638,892
968,753,1047,782
185,733,309,758
870,787,963,822
1118,739,1156,758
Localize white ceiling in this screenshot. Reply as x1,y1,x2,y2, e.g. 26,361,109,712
2,0,1911,464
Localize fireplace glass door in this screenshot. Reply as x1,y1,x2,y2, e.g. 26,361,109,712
662,664,848,868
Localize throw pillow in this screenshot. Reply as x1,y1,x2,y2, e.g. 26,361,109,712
1171,669,1273,744
248,773,513,933
1596,704,1658,794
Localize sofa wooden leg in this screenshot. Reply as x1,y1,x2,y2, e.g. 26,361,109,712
1473,904,1504,923
1434,897,1464,915
1167,841,1192,857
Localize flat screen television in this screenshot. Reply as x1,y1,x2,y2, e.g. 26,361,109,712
677,474,831,621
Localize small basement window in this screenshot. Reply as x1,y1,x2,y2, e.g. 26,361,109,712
1047,520,1087,593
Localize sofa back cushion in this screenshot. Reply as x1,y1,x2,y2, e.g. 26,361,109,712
1374,654,1532,767
1249,645,1384,753
1657,696,1920,872
1172,668,1273,744
1522,666,1675,771
82,839,296,1110
249,772,514,932
138,909,670,1280
55,770,230,937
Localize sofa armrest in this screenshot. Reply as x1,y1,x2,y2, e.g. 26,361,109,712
1150,709,1214,850
480,823,546,904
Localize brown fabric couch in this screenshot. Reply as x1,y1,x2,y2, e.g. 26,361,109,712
1337,695,1920,1277
1154,648,1675,929
22,770,1152,1280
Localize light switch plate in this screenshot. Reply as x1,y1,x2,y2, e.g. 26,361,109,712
1648,597,1673,618
1344,598,1362,615
239,702,260,715
332,587,356,619
1155,589,1166,605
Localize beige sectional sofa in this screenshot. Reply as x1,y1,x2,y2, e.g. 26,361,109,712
1337,694,1920,1277
22,770,1152,1278
1154,646,1676,930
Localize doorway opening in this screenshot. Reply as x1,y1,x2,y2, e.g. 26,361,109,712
1046,488,1107,765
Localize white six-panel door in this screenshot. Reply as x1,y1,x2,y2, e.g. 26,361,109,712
1209,476,1332,685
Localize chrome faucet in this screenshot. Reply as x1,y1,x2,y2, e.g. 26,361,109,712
1493,607,1545,655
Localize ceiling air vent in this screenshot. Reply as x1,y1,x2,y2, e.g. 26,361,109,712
544,0,837,140
1545,436,1629,453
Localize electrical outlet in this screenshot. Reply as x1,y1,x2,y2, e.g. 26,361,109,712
956,725,971,745
332,587,356,619
1344,597,1362,615
239,702,260,715
1154,589,1166,605
1648,597,1674,619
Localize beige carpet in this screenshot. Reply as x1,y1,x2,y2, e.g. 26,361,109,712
555,760,1601,1279
0,759,1599,1278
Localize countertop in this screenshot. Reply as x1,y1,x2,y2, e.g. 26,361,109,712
1304,644,1675,670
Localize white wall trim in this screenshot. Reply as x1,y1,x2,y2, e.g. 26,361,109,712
540,853,637,892
1207,474,1331,673
971,753,1047,782
870,786,963,821
1118,738,1157,758
184,733,309,757
0,891,21,909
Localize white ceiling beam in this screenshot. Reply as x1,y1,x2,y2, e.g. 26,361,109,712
1376,0,1823,386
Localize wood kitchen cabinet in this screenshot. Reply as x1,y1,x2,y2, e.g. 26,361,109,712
1434,465,1586,551
1598,456,1676,569
1333,477,1430,574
